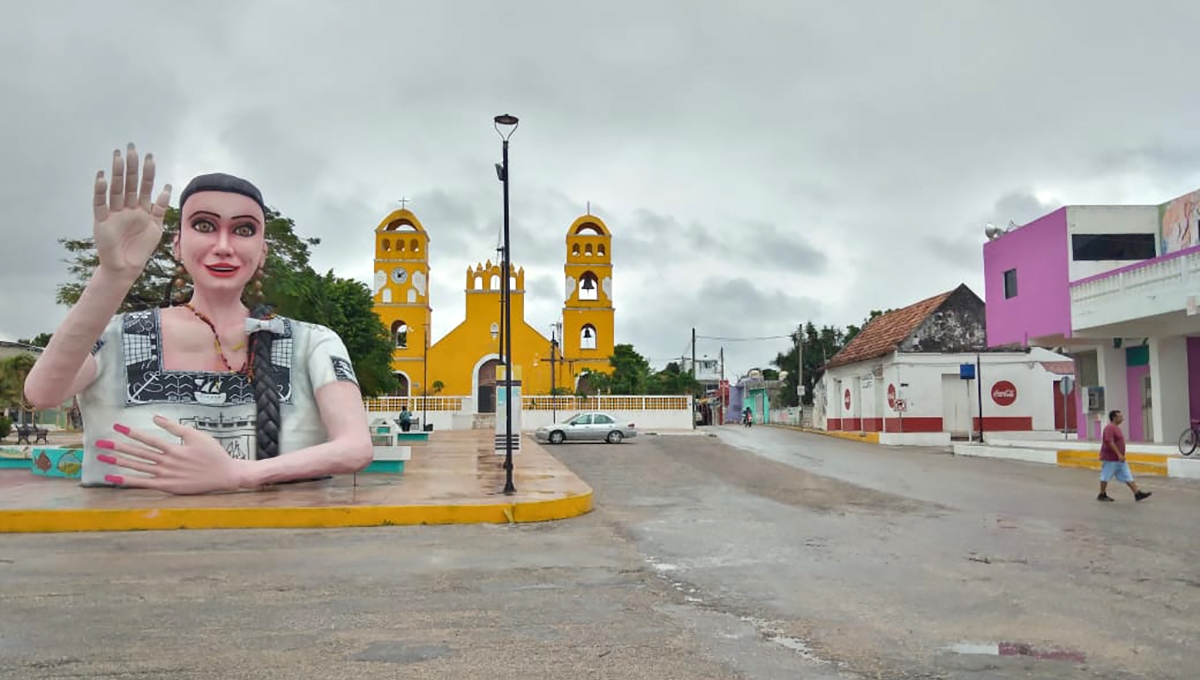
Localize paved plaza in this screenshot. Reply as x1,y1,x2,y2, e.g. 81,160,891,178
1,426,1197,679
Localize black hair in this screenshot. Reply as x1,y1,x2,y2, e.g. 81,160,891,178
178,172,267,218
1108,409,1121,422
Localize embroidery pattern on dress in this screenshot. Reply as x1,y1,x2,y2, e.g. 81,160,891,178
330,356,358,384
120,309,295,407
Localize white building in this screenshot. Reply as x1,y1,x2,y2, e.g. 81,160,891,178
983,190,1200,445
816,284,1075,446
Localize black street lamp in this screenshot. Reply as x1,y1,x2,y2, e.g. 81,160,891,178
494,113,519,495
549,323,560,424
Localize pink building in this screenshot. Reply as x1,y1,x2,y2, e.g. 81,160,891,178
983,190,1200,445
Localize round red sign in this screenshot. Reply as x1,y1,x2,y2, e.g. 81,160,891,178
991,380,1017,406
887,383,897,409
844,388,851,410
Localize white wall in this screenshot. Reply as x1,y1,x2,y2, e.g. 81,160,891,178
523,409,693,432
824,350,1070,436
366,407,695,432
1094,344,1129,440
1066,205,1160,281
1150,336,1190,445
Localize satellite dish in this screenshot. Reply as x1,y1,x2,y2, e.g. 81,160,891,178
1007,220,1019,231
984,223,1000,239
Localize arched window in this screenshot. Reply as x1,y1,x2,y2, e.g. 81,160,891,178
574,223,604,235
581,324,597,350
572,243,581,257
578,272,599,301
490,274,501,290
597,244,606,257
391,320,408,348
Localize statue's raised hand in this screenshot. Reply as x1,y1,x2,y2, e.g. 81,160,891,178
93,143,172,279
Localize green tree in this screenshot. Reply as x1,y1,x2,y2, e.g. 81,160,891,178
288,271,398,397
607,343,652,394
648,361,701,396
771,322,854,406
17,333,52,348
576,368,611,396
54,207,398,396
0,353,39,422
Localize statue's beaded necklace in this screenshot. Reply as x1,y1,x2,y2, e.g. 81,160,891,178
182,303,248,375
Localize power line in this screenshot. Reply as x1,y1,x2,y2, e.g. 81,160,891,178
696,333,793,342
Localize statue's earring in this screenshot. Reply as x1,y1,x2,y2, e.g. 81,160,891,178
173,263,190,303
253,265,265,303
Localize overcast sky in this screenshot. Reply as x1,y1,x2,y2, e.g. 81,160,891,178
4,0,1200,379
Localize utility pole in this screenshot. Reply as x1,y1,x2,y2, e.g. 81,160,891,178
720,347,726,424
691,327,697,379
976,351,984,443
796,324,804,405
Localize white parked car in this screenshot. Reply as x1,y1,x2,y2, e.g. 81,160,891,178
534,412,637,444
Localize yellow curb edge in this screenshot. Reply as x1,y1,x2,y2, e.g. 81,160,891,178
767,424,880,444
0,489,594,533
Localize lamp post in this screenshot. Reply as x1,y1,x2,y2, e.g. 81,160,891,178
422,323,429,432
494,113,519,495
549,324,559,423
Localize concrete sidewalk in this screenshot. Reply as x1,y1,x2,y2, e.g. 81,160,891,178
0,430,593,533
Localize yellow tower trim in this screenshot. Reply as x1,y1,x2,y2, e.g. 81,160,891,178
376,208,430,236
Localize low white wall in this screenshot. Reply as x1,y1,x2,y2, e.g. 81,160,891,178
366,406,695,432
952,444,1058,465
368,410,459,432
1167,457,1200,479
879,432,951,447
523,409,693,432
984,430,1077,441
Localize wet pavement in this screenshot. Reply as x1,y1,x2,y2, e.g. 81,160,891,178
0,425,1196,678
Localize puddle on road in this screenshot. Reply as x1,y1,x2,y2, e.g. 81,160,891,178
947,641,1086,664
741,616,826,663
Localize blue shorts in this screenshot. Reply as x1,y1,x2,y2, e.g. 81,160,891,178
1100,461,1134,483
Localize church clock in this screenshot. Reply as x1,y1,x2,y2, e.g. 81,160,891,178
391,267,408,284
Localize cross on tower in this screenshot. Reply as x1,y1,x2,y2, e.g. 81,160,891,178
398,197,410,210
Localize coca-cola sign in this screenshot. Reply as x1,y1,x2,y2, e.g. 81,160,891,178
887,383,897,409
844,388,852,410
991,380,1017,406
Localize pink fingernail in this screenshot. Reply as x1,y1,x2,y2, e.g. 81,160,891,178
113,424,130,435
97,454,116,464
105,474,124,485
96,439,114,450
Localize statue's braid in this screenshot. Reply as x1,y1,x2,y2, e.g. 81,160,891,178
250,304,280,460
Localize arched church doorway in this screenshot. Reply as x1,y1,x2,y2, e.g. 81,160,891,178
390,372,410,397
476,359,501,413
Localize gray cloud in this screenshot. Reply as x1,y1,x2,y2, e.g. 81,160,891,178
6,0,1200,379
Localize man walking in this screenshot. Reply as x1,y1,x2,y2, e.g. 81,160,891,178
1098,409,1152,502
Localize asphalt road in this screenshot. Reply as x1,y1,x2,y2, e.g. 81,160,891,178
1,425,1197,679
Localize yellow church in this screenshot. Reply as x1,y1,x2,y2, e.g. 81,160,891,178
370,207,616,413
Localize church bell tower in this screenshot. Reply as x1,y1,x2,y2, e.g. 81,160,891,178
372,205,431,395
561,214,614,376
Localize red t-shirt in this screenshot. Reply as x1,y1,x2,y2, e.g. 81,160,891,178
1100,424,1125,461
